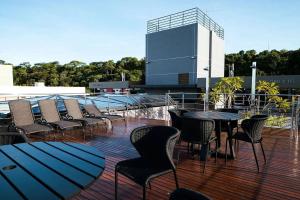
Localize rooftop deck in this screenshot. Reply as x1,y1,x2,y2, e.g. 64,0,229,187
29,118,300,200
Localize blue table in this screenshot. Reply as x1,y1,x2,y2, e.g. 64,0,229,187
0,142,105,200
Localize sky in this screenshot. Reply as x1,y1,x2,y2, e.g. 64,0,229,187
0,0,299,65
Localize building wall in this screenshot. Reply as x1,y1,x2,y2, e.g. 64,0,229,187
0,64,13,86
146,23,224,86
211,31,225,77
146,24,198,85
197,25,210,78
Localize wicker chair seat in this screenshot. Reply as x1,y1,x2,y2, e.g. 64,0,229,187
231,132,262,143
116,157,172,186
0,132,28,145
17,124,52,134
51,120,82,130
170,188,211,200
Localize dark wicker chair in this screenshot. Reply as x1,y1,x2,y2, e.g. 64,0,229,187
168,110,183,130
180,117,217,173
39,99,82,137
83,104,126,131
0,131,28,145
225,114,268,172
169,188,211,200
8,100,53,137
115,125,180,200
63,99,107,139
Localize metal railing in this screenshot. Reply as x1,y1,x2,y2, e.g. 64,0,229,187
147,7,224,39
166,92,300,139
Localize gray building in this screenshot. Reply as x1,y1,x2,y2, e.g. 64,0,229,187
145,8,225,86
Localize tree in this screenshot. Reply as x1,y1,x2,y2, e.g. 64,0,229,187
256,80,290,112
210,77,244,108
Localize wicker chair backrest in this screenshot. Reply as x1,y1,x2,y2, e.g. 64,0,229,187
242,115,268,142
181,117,215,144
168,110,182,130
39,99,61,123
64,99,83,119
9,100,34,126
83,104,102,117
130,125,180,169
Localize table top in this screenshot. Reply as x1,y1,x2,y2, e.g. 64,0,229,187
0,142,105,200
184,111,241,121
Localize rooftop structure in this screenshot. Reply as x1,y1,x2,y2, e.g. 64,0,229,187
145,7,225,86
147,7,224,39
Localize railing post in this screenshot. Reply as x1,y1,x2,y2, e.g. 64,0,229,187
291,96,295,139
107,95,110,114
182,93,185,109
203,93,206,111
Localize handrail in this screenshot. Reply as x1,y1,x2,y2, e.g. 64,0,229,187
147,7,224,39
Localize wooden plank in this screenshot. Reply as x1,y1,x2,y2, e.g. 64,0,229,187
1,145,80,200
0,151,59,200
46,142,105,168
28,118,300,200
64,142,105,158
0,173,24,200
15,143,95,189
32,142,103,178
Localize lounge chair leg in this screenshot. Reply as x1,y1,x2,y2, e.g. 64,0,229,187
251,142,259,172
203,144,209,173
215,140,218,164
143,185,146,200
83,128,86,141
115,170,118,200
225,138,228,165
176,149,181,166
173,170,179,189
260,142,267,164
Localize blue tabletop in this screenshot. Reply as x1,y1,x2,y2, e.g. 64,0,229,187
0,142,105,200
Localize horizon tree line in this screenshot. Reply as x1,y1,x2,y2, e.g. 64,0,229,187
0,48,299,88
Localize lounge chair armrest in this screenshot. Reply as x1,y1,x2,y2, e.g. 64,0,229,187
86,113,95,117
7,122,17,132
83,113,89,117
35,118,48,124
65,114,73,120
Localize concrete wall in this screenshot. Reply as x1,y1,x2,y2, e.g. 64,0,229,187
197,25,210,79
146,24,198,85
0,65,13,86
211,31,225,77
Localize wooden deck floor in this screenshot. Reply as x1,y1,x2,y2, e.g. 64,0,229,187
31,118,300,200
